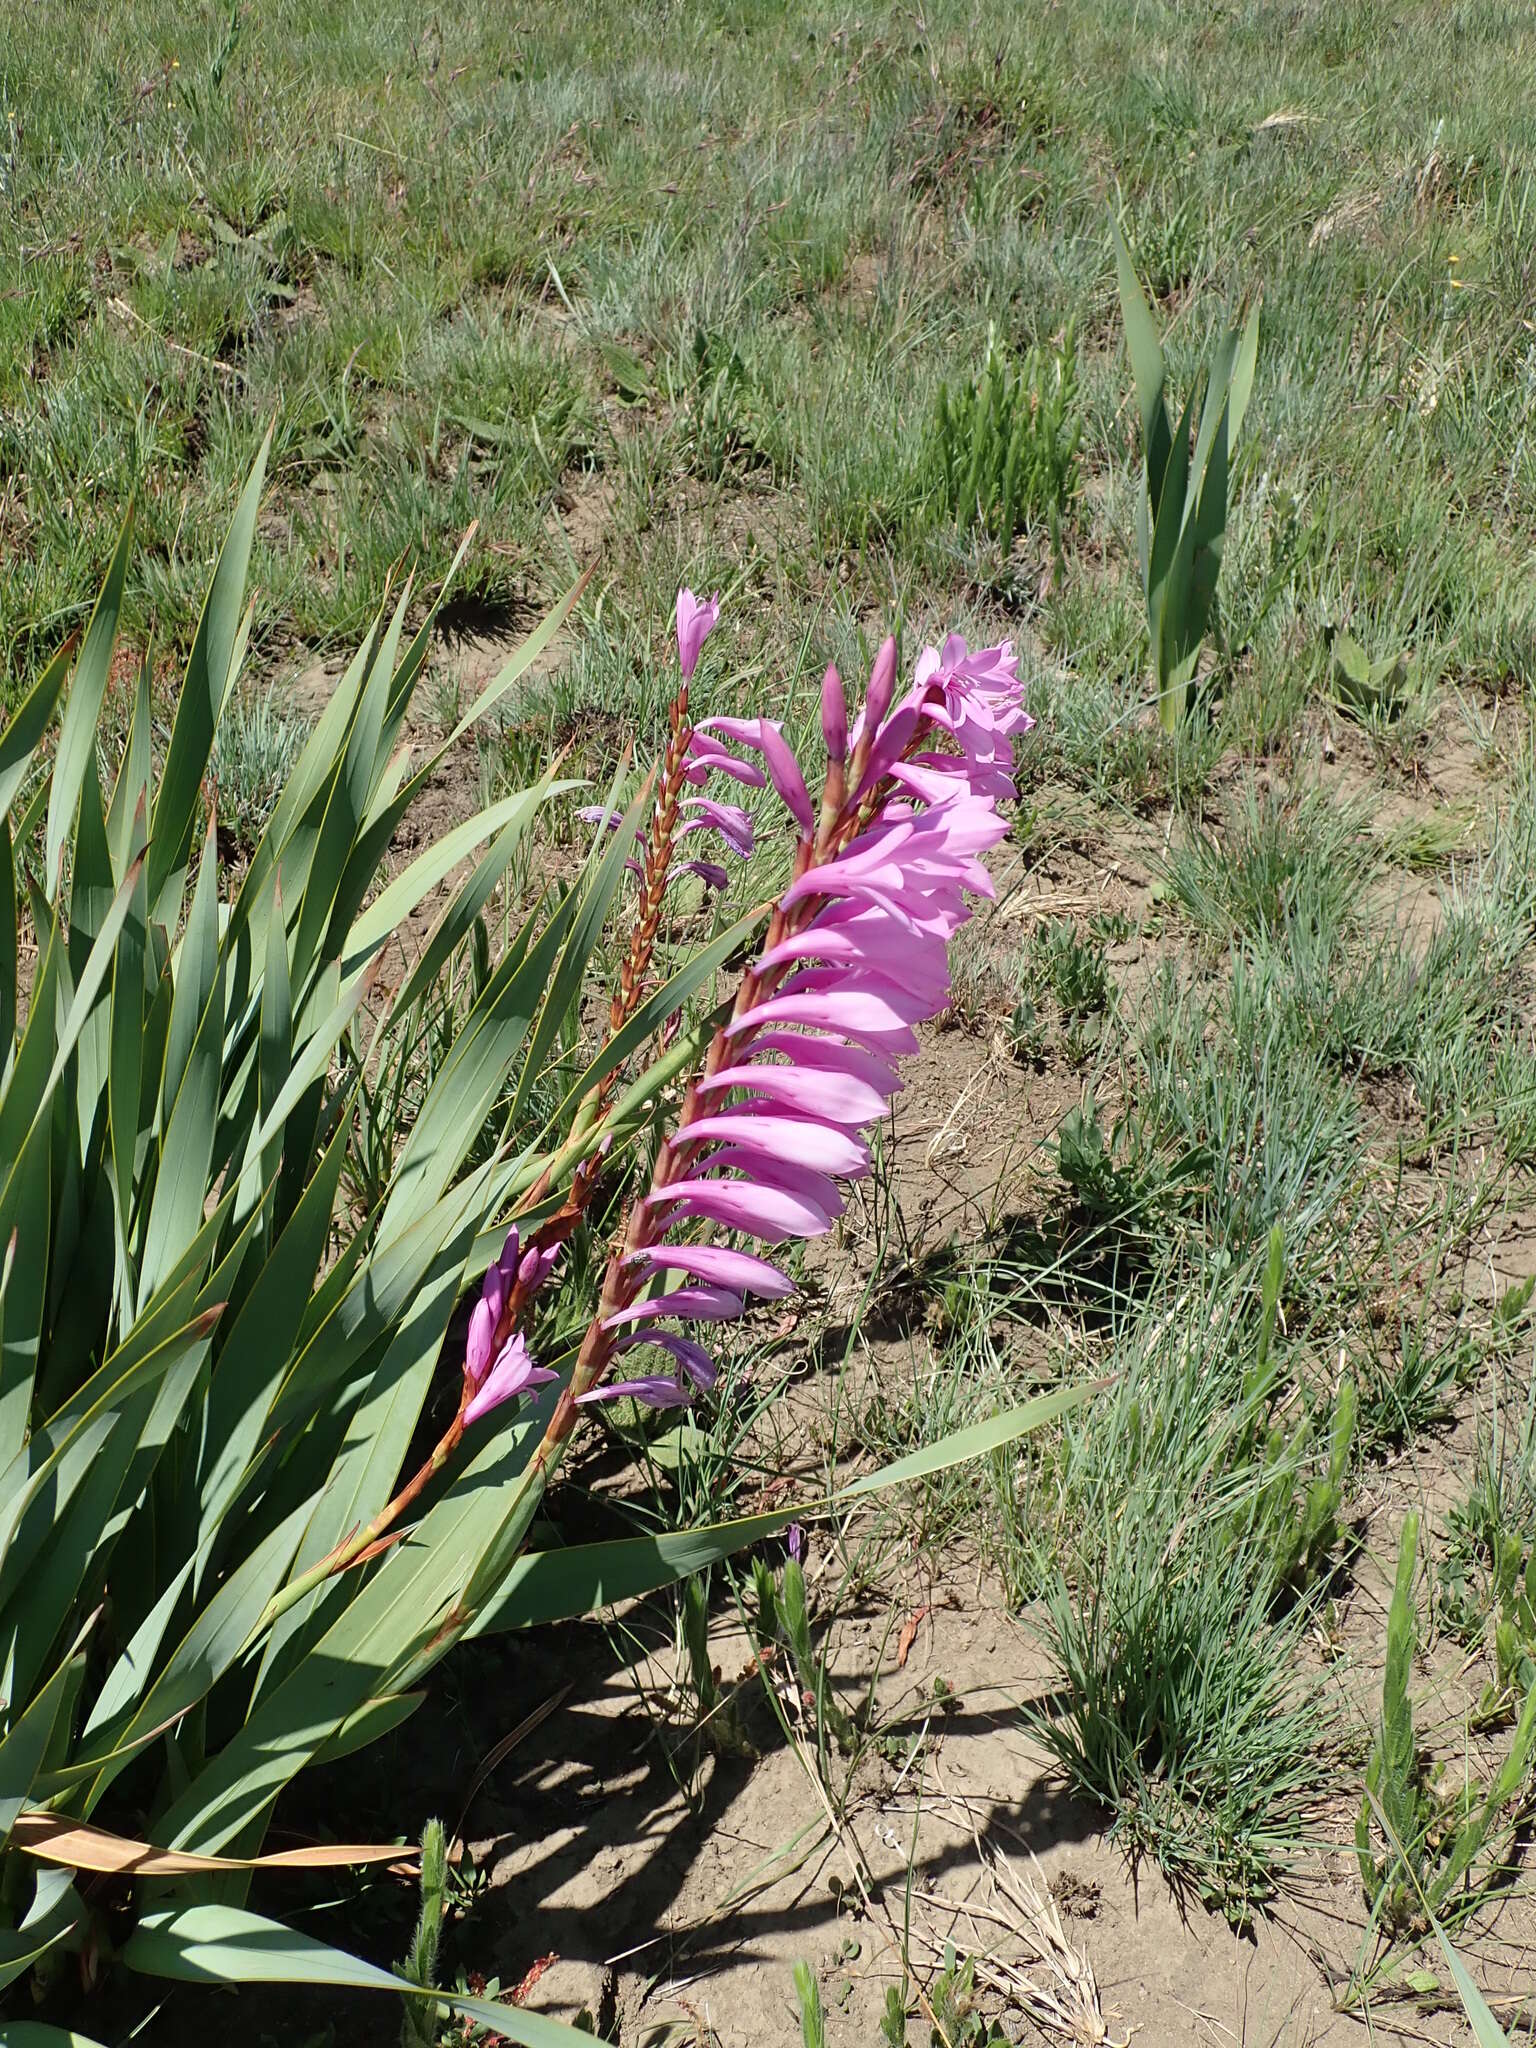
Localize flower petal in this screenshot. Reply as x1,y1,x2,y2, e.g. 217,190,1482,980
464,1333,558,1425
676,589,721,680
627,1243,794,1296
644,1175,832,1243
615,1329,720,1388
577,1375,694,1409
698,1060,890,1125
681,1110,868,1176
603,1284,745,1329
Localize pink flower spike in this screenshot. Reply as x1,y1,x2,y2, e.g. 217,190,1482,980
603,1285,746,1329
463,1332,558,1425
676,588,721,680
577,1376,693,1410
821,663,847,762
628,1243,794,1296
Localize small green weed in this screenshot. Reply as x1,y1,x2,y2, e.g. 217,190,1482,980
1358,1515,1536,1940
399,1819,449,2048
1033,917,1110,1016
926,1948,1008,2047
932,319,1081,561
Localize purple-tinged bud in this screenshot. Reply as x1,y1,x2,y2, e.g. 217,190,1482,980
864,636,897,735
821,663,847,762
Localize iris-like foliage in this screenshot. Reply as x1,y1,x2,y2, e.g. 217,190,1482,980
1112,215,1259,732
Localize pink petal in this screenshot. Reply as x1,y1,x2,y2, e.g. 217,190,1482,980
644,1176,832,1244
681,798,755,857
465,1298,499,1385
759,723,814,834
696,1147,850,1211
628,1243,794,1296
775,966,937,1022
616,1329,720,1389
728,986,922,1038
682,736,766,788
699,1060,889,1125
695,715,772,745
676,588,721,680
746,1031,904,1098
577,1375,693,1410
679,859,731,891
518,1241,561,1294
464,1333,558,1425
603,1285,745,1329
680,1111,868,1176
861,635,897,737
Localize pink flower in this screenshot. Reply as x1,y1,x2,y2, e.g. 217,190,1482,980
464,1332,558,1426
462,1224,561,1426
676,588,721,680
576,631,1029,1411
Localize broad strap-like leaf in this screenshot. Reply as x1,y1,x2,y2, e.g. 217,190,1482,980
1109,212,1172,521
105,653,151,885
196,1110,352,1536
1227,298,1260,450
375,891,575,1238
468,1382,1095,1637
159,813,221,1143
507,775,651,1131
0,1654,78,1846
123,1905,592,2046
0,818,14,1058
0,633,77,824
78,1502,311,1812
45,508,133,899
148,430,270,925
0,1870,85,1998
341,776,576,984
138,848,227,1305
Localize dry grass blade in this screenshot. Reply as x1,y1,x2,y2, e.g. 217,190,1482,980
11,1811,420,1877
912,1844,1126,2046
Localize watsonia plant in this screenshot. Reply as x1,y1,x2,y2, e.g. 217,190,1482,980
1111,215,1259,731
0,446,1066,2038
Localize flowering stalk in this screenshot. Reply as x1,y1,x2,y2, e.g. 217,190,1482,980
462,619,1030,1582
259,604,1028,1636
